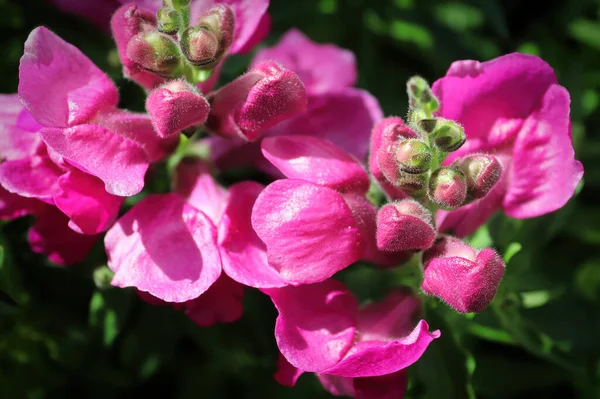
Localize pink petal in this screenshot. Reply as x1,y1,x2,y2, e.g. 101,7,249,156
48,0,121,31
504,85,584,218
251,28,357,94
318,374,356,397
19,27,118,127
376,201,436,252
0,186,48,220
323,320,440,377
261,135,370,194
236,11,271,54
219,181,287,288
275,354,305,387
270,90,383,163
174,159,229,222
54,168,123,234
357,289,422,342
99,110,179,162
40,125,149,197
354,371,408,399
185,275,244,326
0,97,41,161
263,279,359,372
105,194,222,302
432,53,557,143
146,81,210,138
28,207,98,265
217,0,270,54
252,180,364,284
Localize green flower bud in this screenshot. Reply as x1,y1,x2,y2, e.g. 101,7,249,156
431,120,466,152
395,139,432,174
157,8,181,35
127,31,184,77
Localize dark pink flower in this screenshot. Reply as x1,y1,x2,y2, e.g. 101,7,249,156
432,53,584,236
422,236,505,313
266,280,439,398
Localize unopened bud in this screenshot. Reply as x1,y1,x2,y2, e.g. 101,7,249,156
376,200,436,252
455,154,503,201
396,139,431,174
126,31,183,77
431,120,465,152
407,76,438,112
146,80,210,138
157,8,181,34
408,108,428,125
180,26,219,66
417,118,437,133
429,167,467,209
397,172,428,197
407,76,428,100
422,236,505,313
162,0,191,9
93,265,115,289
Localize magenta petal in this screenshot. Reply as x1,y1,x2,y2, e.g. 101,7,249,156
0,98,41,161
217,0,269,54
0,186,48,220
252,180,364,284
219,181,287,288
48,0,121,31
175,160,229,222
19,27,118,127
318,374,356,397
185,275,244,327
504,85,584,218
432,53,557,142
236,11,271,54
354,371,408,399
146,82,210,138
275,354,305,387
28,208,97,265
105,194,222,302
40,125,149,196
323,320,439,377
54,169,123,234
252,28,357,94
376,202,436,252
264,279,358,372
0,150,62,201
262,135,370,194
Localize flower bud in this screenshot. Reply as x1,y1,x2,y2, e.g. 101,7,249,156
407,76,439,112
408,108,428,126
376,200,436,252
397,172,428,197
180,26,219,67
163,0,191,8
454,154,503,201
422,236,505,313
428,167,467,209
395,139,431,174
126,31,183,78
157,8,181,35
146,80,210,138
417,118,437,134
430,120,465,152
205,61,306,141
93,265,115,289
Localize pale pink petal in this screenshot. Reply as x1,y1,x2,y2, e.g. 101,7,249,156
28,207,98,265
504,85,584,218
322,320,440,377
19,27,118,127
252,180,364,284
264,279,358,372
261,135,370,194
185,275,244,326
0,99,41,161
432,53,557,143
40,125,149,197
275,354,305,387
105,194,222,302
174,159,229,222
219,181,287,288
251,28,357,94
99,110,179,162
54,169,123,234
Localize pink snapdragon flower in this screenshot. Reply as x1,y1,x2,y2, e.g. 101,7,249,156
104,159,279,310
207,28,383,172
111,0,270,91
251,135,412,286
432,53,584,237
265,280,439,398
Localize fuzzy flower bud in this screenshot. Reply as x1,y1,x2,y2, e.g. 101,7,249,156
376,200,436,252
157,8,181,35
422,236,505,313
396,139,431,174
430,120,466,152
454,154,503,201
146,80,210,138
429,167,467,209
397,173,428,197
407,76,439,112
126,31,183,77
205,61,306,141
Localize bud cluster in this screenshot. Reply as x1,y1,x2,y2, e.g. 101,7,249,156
126,1,234,83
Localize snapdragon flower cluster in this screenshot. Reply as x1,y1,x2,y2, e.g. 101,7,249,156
0,0,583,397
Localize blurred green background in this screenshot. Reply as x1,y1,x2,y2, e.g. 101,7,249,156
1,0,600,397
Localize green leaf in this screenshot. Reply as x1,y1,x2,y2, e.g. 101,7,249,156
389,20,434,50
569,19,600,51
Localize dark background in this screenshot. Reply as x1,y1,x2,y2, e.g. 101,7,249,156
1,0,599,398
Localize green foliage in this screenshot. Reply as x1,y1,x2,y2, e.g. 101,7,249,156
1,0,600,397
